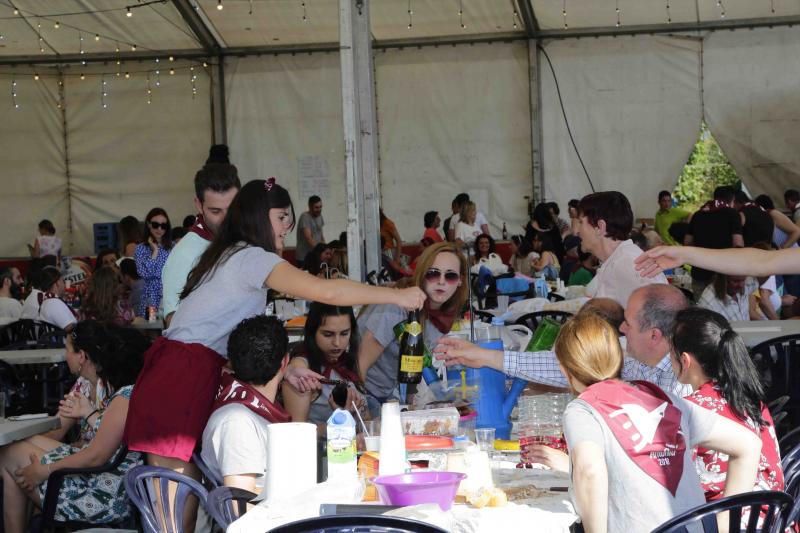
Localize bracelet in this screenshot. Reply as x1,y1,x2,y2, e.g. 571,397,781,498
86,409,99,420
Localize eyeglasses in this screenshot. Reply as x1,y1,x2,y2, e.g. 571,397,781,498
424,268,460,284
150,221,169,230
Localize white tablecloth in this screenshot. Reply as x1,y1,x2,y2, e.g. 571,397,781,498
227,464,577,533
732,320,800,348
0,416,60,446
0,348,65,365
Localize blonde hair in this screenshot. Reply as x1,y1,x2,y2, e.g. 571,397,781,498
554,312,623,390
459,201,477,224
410,241,468,316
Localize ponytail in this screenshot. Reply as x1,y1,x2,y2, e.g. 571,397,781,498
672,308,766,427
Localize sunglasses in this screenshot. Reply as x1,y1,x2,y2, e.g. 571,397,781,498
149,221,169,230
424,268,460,284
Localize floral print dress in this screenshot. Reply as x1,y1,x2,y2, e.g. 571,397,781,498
37,385,143,524
686,380,783,499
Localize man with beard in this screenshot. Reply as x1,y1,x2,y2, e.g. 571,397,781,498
161,163,241,327
0,267,23,319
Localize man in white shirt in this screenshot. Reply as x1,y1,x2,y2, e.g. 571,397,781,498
201,315,291,493
161,163,240,327
0,267,23,319
436,284,692,397
20,266,76,332
577,191,667,307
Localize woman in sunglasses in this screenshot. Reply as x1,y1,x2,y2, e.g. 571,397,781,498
358,241,468,415
283,302,368,434
133,207,173,317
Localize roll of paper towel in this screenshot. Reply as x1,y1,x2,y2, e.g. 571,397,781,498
265,422,317,503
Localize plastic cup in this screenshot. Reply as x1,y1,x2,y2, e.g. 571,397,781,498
364,420,380,437
365,436,381,452
474,428,495,452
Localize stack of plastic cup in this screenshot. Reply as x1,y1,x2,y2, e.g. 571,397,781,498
518,393,572,464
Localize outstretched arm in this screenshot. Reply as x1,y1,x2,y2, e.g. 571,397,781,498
636,246,800,277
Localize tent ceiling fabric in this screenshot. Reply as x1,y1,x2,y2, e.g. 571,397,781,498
0,1,201,57
195,0,524,47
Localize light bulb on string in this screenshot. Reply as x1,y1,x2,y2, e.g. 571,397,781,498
80,73,85,80
125,72,131,79
33,73,39,81
458,0,465,29
717,0,725,19
301,2,308,22
615,0,621,27
217,0,223,10
512,3,518,29
408,0,413,29
130,44,136,51
169,68,175,75
248,0,253,15
13,9,18,15
115,42,120,53
54,21,60,29
770,0,775,13
666,0,671,23
146,73,152,104
126,7,132,17
79,32,84,54
169,56,174,62
101,76,108,109
11,76,18,109
203,62,208,68
155,70,160,87
95,34,100,41
562,0,568,29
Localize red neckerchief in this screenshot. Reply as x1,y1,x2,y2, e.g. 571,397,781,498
322,360,362,385
213,372,291,423
700,199,731,212
188,214,214,242
740,201,767,213
425,304,457,335
579,380,686,496
38,291,78,318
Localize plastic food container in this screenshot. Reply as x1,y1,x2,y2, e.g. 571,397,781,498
401,407,460,436
372,471,466,510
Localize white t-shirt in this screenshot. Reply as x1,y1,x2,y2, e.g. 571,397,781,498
450,211,489,230
0,297,22,320
20,290,76,330
698,279,758,322
165,244,284,356
160,232,211,317
760,276,782,313
201,403,270,489
588,239,668,307
455,221,482,245
564,392,717,532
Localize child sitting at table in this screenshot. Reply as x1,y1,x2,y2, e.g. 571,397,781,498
200,315,292,493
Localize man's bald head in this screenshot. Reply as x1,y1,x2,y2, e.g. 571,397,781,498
631,284,689,333
580,298,624,333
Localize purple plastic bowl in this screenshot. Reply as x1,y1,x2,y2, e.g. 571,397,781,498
371,471,466,511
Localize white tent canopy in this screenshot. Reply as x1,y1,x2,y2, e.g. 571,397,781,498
1,0,799,258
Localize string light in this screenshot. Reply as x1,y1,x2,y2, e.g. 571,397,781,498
94,33,100,41
458,0,465,29
13,9,18,15
37,22,44,53
33,73,39,81
190,66,197,99
169,68,175,75
217,0,223,10
169,56,174,62
146,73,152,104
717,0,725,19
100,75,107,108
80,73,85,80
126,7,132,17
512,2,518,29
771,0,775,13
615,0,621,27
301,2,308,22
666,0,671,23
79,32,84,55
407,0,412,29
130,44,136,51
11,76,18,109
124,71,131,79
54,21,60,29
562,0,568,29
155,69,160,87
248,0,253,15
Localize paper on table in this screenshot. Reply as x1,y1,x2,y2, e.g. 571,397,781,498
260,422,317,504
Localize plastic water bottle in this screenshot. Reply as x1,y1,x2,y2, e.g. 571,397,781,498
326,409,357,481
